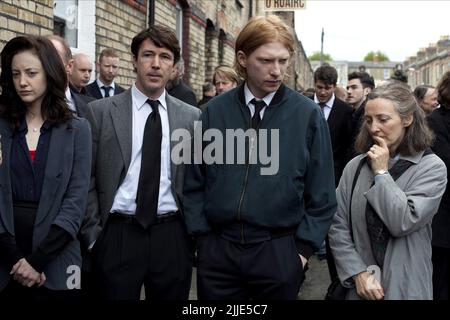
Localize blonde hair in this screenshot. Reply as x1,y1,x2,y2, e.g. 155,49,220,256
234,15,294,79
213,65,240,85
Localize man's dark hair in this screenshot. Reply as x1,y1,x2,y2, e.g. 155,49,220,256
131,25,180,64
348,71,375,89
413,85,435,102
203,82,215,94
314,64,338,86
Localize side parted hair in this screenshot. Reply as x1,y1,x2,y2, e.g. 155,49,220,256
131,25,180,64
99,48,119,62
234,15,294,79
213,65,240,85
314,64,338,86
413,84,435,102
436,71,450,109
0,35,72,129
355,81,434,156
348,71,375,90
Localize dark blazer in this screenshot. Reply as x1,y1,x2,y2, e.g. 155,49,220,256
85,81,125,100
72,91,95,118
428,107,450,248
80,90,201,249
312,96,354,186
0,117,92,290
168,81,197,107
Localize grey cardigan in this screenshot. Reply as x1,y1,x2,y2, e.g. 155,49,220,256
0,117,92,291
329,151,447,299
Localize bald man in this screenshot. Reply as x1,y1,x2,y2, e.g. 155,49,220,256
47,36,94,117
70,53,93,95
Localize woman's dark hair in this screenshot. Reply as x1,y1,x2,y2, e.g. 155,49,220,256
436,71,450,109
0,35,72,129
355,81,434,156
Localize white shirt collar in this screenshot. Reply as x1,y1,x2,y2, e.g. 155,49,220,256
244,83,276,106
96,79,115,90
314,93,335,108
65,87,76,112
131,84,167,111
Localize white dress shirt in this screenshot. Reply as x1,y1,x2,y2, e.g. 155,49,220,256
314,93,335,120
65,87,76,113
96,79,116,98
244,83,276,119
110,84,178,216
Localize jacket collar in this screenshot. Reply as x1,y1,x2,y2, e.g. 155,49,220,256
237,82,286,107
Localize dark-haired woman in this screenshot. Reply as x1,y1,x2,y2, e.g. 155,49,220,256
329,81,447,299
0,35,91,300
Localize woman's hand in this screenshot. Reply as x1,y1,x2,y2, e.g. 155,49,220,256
355,271,385,300
10,258,45,287
367,136,389,175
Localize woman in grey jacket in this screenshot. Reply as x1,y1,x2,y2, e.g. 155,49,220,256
329,81,447,300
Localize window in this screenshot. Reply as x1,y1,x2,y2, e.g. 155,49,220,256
53,0,78,47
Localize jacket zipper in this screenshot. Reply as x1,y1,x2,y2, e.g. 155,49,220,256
236,117,261,244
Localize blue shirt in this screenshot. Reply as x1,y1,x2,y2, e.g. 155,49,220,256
11,119,52,202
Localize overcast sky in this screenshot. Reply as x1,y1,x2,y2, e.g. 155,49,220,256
294,0,450,62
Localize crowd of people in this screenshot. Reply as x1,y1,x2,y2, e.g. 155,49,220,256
0,14,449,301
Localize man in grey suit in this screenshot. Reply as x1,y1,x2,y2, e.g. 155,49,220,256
83,26,200,300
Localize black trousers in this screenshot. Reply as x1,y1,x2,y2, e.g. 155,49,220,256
197,233,305,300
93,214,193,300
432,246,450,300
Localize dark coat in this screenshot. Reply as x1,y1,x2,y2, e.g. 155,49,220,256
72,91,95,118
0,117,92,290
85,81,125,100
428,107,450,248
183,84,337,255
168,81,197,107
310,96,354,186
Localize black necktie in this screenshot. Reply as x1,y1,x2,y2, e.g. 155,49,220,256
102,86,111,98
319,102,326,116
135,99,162,229
250,98,266,129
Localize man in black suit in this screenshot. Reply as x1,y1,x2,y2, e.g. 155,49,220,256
85,48,125,99
347,71,375,157
313,65,353,186
312,65,354,284
69,53,93,95
428,71,450,300
47,35,94,117
166,58,197,106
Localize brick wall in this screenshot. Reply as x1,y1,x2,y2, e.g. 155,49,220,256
95,0,147,88
0,0,53,53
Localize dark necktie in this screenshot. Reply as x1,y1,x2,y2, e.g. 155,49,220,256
250,98,266,129
102,86,111,98
319,102,326,116
135,99,162,229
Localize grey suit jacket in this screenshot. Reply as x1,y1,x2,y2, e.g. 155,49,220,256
0,117,92,290
81,89,201,248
